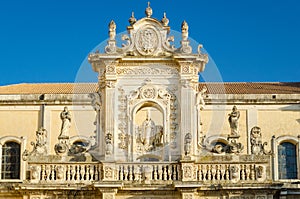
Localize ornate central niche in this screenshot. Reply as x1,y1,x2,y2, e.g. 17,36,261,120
135,108,163,153
126,81,177,161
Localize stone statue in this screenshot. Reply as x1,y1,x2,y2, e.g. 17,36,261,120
59,107,71,138
228,106,240,136
89,92,102,112
154,125,163,146
108,20,116,40
137,111,164,152
105,132,113,155
181,21,189,41
184,133,192,156
141,111,156,146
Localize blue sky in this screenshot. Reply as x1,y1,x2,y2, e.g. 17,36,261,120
0,0,299,85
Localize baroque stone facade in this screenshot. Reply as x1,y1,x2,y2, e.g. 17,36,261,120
0,3,299,199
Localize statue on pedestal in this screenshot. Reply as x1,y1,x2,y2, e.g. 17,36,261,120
228,106,240,136
59,107,71,139
137,110,164,152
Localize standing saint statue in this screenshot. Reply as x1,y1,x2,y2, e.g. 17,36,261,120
228,106,240,136
59,107,71,138
141,110,156,147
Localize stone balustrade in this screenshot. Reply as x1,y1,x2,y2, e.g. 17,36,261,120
115,162,180,183
29,163,101,183
27,155,271,185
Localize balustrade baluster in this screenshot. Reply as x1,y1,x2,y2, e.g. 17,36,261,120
240,165,245,180
119,165,124,181
90,165,95,181
95,165,99,181
153,165,158,180
202,165,207,181
250,165,255,180
41,165,46,181
197,165,202,181
216,165,221,180
158,165,163,180
46,165,51,181
66,165,71,181
172,165,177,180
51,165,55,181
75,165,80,181
163,165,168,180
225,165,230,180
129,165,133,181
211,165,216,181
86,165,90,181
124,165,129,181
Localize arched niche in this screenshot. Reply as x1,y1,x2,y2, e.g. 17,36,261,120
130,100,169,161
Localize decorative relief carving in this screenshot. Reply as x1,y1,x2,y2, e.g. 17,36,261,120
118,87,129,150
23,127,48,161
116,66,179,75
136,27,159,56
196,85,207,147
250,126,272,155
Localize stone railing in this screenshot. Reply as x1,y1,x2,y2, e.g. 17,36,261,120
29,163,101,184
181,155,272,184
115,162,180,183
27,155,272,185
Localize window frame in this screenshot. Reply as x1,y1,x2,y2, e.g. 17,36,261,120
272,135,300,181
0,136,26,182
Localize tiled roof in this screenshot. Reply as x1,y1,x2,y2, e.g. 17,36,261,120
0,83,98,94
199,82,300,94
0,82,299,95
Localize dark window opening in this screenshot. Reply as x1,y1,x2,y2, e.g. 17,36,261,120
1,142,20,179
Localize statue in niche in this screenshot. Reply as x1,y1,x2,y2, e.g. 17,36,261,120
142,111,156,144
59,107,71,138
137,110,164,152
228,106,240,136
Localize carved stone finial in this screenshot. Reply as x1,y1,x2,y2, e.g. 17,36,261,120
181,20,189,41
145,2,153,17
161,12,169,26
108,20,116,40
180,20,192,54
129,12,137,25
